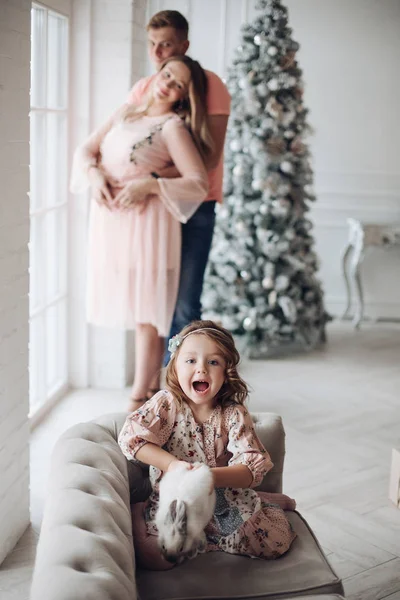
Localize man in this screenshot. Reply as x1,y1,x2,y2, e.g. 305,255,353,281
127,10,231,364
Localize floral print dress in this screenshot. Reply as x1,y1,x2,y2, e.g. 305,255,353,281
118,391,296,560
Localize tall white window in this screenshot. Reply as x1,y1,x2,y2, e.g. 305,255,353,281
29,4,69,414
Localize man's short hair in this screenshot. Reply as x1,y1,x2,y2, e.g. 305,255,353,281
147,10,189,41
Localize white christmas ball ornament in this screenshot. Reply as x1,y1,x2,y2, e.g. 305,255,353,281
304,184,315,195
256,82,269,97
275,275,289,291
230,139,242,152
218,206,229,219
240,270,251,282
259,203,269,215
280,160,294,174
233,164,244,177
243,315,256,331
262,277,274,290
267,46,278,56
254,34,261,46
252,179,264,191
268,79,279,91
284,130,296,139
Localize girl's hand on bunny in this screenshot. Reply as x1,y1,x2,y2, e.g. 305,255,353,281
166,459,195,473
114,179,155,211
88,166,113,209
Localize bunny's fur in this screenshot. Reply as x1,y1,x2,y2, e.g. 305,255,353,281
155,463,216,563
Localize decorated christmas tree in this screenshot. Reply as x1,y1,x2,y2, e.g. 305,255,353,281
202,0,328,357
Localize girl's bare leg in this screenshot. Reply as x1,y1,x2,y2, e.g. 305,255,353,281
131,502,175,571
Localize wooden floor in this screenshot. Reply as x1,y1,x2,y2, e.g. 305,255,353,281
1,320,400,599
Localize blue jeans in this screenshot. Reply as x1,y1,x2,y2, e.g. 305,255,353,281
164,201,216,365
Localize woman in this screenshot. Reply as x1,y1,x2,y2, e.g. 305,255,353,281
70,56,212,411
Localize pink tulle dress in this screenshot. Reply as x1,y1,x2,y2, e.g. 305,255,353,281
70,109,209,336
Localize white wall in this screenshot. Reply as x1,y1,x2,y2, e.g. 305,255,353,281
0,0,31,564
148,0,400,319
69,0,148,388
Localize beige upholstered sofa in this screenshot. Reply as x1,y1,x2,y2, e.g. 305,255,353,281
30,411,345,600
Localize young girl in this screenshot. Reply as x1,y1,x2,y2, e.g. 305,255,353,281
118,320,296,570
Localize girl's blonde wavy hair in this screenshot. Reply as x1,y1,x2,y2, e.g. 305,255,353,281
166,320,249,408
121,55,213,161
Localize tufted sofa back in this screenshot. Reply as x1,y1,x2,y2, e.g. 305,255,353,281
30,411,285,600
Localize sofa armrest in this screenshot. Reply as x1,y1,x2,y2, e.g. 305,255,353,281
30,419,139,600
252,412,285,493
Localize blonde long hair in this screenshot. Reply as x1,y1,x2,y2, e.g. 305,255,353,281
166,320,249,408
122,56,213,161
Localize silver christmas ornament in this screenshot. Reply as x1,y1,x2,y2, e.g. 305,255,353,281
280,160,294,174
252,179,264,191
256,82,269,97
233,164,244,177
235,220,246,232
218,206,229,219
243,315,257,331
268,290,278,306
262,276,274,290
230,139,242,152
284,130,296,139
267,46,278,56
268,78,279,91
275,274,290,291
278,296,297,323
304,184,315,195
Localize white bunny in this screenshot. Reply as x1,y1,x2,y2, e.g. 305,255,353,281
155,462,216,564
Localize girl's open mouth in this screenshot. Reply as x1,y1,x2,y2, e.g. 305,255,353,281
192,381,210,394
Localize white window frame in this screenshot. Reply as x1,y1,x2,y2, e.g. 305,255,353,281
29,2,70,420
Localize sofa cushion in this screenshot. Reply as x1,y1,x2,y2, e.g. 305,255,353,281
283,597,345,600
136,512,344,600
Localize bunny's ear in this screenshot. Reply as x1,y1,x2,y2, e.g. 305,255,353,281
166,499,178,523
175,500,187,535
166,499,187,534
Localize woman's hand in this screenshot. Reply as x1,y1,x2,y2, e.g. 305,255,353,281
114,179,156,211
88,166,113,208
